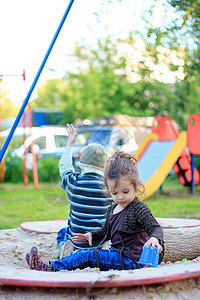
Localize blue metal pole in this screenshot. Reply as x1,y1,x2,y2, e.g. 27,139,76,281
0,0,75,163
191,153,195,194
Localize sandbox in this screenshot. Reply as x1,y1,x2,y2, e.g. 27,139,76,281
0,218,200,290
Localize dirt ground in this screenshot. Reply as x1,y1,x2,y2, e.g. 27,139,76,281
0,227,200,299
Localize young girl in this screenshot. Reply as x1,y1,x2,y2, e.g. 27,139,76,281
26,151,164,272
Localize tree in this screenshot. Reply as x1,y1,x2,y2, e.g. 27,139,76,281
32,34,192,127
32,78,66,109
164,0,200,127
167,0,200,44
61,34,189,124
32,0,200,129
1,95,20,120
136,0,200,128
61,37,133,122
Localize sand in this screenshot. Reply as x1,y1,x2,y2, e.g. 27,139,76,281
0,226,200,299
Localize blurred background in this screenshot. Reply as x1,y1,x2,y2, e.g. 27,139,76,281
0,0,200,183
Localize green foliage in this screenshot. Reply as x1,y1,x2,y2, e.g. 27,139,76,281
3,136,25,152
37,157,60,182
4,153,24,183
1,96,20,119
165,1,200,128
168,0,200,43
32,78,65,110
4,154,60,183
62,38,133,122
45,111,64,125
33,35,190,126
31,1,200,130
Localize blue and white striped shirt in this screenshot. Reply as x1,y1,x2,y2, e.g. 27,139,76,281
59,147,113,248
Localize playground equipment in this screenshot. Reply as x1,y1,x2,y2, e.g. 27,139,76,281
0,0,74,185
23,103,39,189
0,0,75,164
0,71,39,188
134,116,200,199
187,114,200,194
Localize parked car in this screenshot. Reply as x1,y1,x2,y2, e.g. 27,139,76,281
10,126,77,169
2,115,152,170
72,124,139,171
13,126,68,159
71,115,153,171
1,126,69,169
10,125,138,169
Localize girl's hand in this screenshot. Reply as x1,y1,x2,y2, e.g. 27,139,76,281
66,124,78,147
145,237,163,253
71,232,92,246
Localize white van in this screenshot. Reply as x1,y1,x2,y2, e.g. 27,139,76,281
0,126,69,168
13,126,69,160
2,126,67,169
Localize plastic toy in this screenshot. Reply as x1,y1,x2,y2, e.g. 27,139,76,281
138,245,159,267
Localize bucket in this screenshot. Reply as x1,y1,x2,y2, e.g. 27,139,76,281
138,245,159,267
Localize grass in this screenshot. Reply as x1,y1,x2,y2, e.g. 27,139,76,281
0,175,200,230
0,181,70,230
147,176,200,219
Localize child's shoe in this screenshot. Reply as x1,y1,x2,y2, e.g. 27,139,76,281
26,246,48,271
26,252,41,267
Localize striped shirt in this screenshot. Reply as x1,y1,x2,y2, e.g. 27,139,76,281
59,146,113,249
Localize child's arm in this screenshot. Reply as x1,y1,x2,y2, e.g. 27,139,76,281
71,232,92,246
58,124,78,177
135,202,164,253
66,124,78,147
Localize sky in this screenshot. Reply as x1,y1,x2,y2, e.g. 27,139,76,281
0,0,175,105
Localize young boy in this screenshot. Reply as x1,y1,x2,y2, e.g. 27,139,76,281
57,124,113,257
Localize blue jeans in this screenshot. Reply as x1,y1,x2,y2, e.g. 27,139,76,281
50,248,143,272
57,227,68,248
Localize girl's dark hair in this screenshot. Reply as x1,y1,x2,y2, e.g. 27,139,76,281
104,150,145,199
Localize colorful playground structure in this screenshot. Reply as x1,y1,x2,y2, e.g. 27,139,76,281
134,115,200,199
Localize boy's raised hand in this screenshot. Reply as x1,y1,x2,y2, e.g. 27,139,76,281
66,124,78,147
71,232,92,246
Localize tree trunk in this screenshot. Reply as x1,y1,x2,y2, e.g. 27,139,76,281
157,218,200,262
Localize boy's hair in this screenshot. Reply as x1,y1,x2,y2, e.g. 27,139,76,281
104,150,145,199
80,143,108,172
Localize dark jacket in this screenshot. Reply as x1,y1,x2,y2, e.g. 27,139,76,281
92,198,164,267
